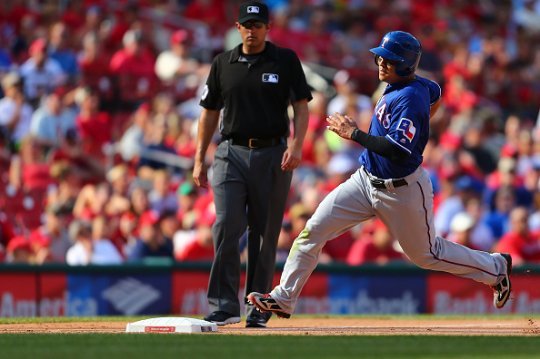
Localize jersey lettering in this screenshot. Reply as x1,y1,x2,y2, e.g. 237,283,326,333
382,114,391,129
397,118,416,142
375,103,386,123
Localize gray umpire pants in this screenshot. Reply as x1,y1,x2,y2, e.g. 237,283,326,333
208,139,292,316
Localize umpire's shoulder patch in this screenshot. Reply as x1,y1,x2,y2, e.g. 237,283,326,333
201,84,209,100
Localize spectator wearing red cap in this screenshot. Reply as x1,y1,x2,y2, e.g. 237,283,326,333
127,210,173,262
5,236,34,263
19,38,67,107
155,29,203,102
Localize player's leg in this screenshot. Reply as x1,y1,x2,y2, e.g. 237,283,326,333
206,143,248,323
378,167,509,287
250,170,375,315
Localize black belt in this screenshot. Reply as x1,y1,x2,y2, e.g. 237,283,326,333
363,167,408,189
227,136,284,149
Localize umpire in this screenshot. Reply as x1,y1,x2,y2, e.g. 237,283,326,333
193,1,312,328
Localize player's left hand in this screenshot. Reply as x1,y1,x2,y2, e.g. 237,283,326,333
326,113,357,139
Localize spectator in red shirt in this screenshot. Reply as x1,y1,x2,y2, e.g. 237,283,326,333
183,0,227,36
74,86,112,161
109,29,157,110
347,219,405,266
77,32,113,107
173,207,214,262
495,206,540,265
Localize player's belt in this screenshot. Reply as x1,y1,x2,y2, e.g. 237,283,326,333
363,167,408,190
227,136,285,149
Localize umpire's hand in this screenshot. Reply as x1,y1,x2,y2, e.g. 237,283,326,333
281,145,302,171
326,113,357,140
193,161,208,188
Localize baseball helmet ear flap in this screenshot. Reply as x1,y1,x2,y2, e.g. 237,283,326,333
370,31,422,76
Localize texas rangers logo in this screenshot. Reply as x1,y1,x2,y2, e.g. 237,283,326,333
247,6,260,13
262,73,279,83
397,118,416,142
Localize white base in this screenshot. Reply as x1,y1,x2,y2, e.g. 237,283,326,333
125,317,218,333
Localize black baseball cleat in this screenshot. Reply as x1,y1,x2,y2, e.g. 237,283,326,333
492,253,512,309
246,292,291,319
203,311,241,326
245,308,272,328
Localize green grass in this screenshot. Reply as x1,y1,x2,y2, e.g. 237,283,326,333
0,334,539,359
2,315,539,358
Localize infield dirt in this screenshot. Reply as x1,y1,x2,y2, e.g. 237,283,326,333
0,317,539,336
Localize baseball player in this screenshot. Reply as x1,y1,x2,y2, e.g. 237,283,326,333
248,31,512,318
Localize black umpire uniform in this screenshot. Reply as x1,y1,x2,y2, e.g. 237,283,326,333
195,1,312,327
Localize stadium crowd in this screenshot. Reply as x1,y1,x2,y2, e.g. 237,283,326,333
0,0,539,266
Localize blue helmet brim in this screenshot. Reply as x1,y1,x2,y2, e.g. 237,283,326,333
369,47,405,63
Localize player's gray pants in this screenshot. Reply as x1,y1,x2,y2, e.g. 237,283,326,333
271,166,508,314
208,140,291,316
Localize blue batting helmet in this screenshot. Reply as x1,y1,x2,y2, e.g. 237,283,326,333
370,31,422,76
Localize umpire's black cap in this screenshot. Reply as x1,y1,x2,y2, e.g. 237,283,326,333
238,1,269,24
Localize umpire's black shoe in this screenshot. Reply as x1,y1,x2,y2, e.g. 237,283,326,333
492,253,512,309
246,308,272,328
203,311,241,326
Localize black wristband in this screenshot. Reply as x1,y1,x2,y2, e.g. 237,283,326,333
351,128,360,141
349,128,409,162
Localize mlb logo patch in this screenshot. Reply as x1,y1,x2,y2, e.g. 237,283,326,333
262,73,279,83
247,6,260,14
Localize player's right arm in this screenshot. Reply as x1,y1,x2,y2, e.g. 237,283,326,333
193,108,220,188
326,113,408,162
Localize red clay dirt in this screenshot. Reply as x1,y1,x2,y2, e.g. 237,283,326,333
0,317,539,336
